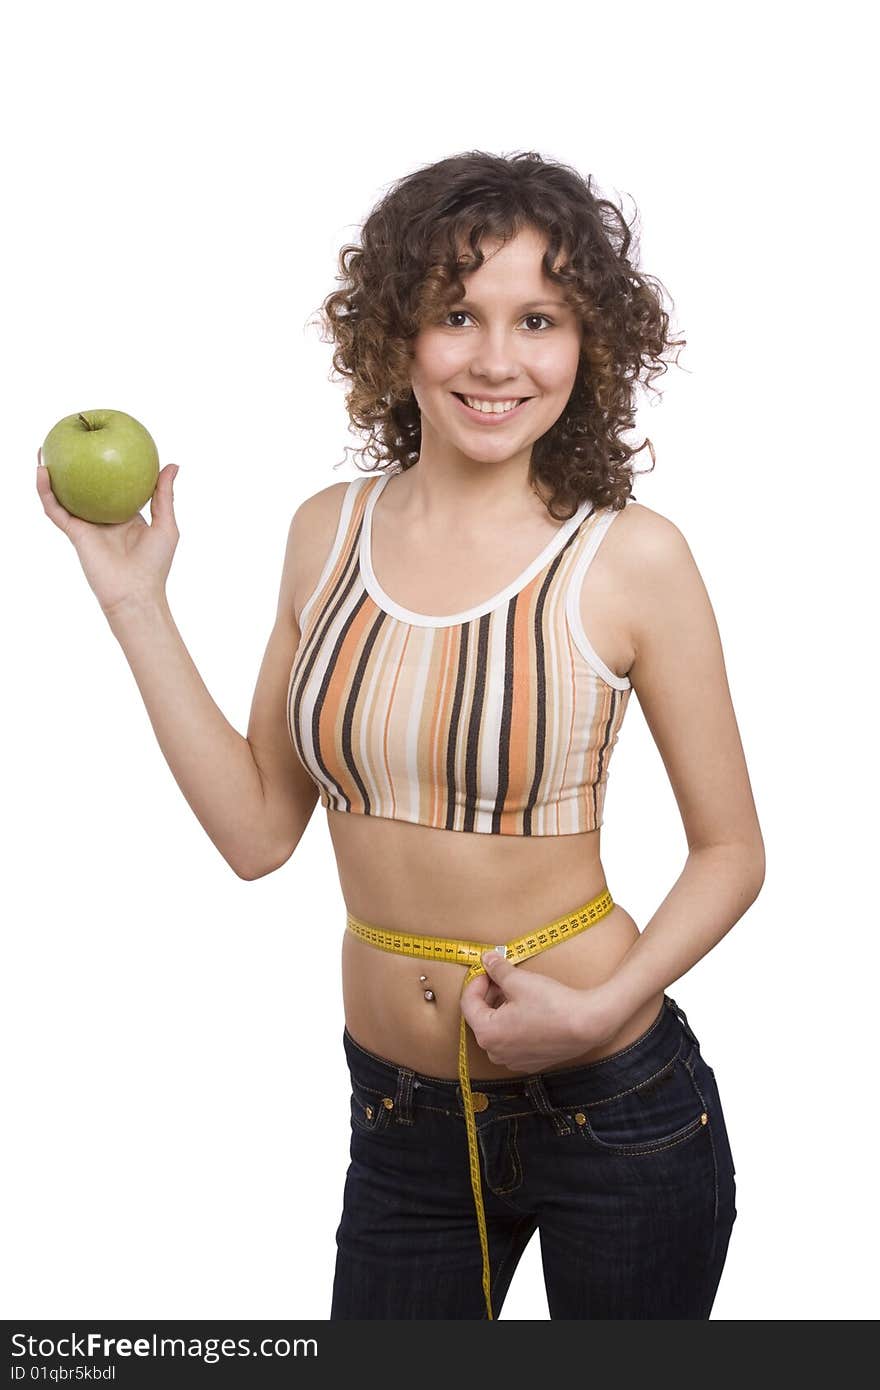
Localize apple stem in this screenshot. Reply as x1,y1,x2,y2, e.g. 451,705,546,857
77,412,94,430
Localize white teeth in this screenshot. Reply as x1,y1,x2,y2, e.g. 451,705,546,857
462,395,522,414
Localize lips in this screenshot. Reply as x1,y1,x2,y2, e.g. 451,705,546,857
450,393,533,425
452,393,529,406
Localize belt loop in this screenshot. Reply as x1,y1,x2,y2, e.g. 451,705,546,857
394,1064,416,1125
666,995,701,1050
524,1075,572,1136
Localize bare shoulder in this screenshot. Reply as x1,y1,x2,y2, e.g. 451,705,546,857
605,499,689,567
578,500,691,680
602,499,764,864
601,500,696,611
289,479,352,628
291,478,350,540
604,500,715,682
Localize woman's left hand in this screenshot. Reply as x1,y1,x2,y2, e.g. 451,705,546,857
459,951,618,1073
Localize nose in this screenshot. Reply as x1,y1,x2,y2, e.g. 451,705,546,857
467,329,526,384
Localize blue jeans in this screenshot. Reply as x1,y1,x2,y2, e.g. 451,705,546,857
330,994,737,1319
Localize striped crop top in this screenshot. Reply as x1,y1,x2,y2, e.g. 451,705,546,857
286,473,632,836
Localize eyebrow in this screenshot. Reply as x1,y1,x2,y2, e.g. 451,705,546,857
451,298,569,311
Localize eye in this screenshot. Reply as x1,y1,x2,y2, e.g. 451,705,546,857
443,311,554,332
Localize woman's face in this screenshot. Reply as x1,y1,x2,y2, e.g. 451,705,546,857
409,224,584,469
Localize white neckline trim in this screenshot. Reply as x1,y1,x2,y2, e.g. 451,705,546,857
359,473,593,628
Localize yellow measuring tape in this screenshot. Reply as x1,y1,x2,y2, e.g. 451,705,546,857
345,886,615,1320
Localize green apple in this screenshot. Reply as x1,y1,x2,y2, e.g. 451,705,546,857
41,409,160,524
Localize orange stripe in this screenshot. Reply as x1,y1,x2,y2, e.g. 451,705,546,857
382,621,410,822
428,626,457,828
557,614,580,834
317,599,373,810
499,578,538,832
288,483,632,837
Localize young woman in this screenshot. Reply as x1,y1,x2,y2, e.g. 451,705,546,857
37,150,765,1320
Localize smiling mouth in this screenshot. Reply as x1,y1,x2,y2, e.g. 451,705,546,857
452,393,531,406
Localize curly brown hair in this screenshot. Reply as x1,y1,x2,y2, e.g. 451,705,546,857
313,149,686,520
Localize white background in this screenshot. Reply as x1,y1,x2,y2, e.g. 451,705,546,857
4,0,876,1321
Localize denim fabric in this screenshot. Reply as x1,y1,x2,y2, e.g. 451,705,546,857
330,994,737,1319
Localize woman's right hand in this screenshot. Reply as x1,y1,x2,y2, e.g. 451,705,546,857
36,448,181,621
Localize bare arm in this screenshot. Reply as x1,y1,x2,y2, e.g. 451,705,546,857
239,480,350,875
37,451,319,881
106,595,297,880
105,488,332,879
583,505,766,1034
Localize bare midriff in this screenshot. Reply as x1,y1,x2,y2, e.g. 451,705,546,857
297,474,662,1082
332,807,664,1081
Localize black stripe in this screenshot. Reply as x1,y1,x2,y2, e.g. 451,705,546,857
289,510,368,809
340,607,388,813
306,584,370,810
522,561,555,834
526,522,593,825
492,601,516,833
445,624,470,830
462,613,491,832
592,688,619,825
288,522,362,790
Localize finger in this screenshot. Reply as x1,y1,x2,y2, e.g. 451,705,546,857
149,464,179,531
36,457,79,537
482,950,502,967
459,980,494,1032
481,952,517,988
463,971,491,1000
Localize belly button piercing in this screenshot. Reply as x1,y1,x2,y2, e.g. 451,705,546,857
419,973,435,1002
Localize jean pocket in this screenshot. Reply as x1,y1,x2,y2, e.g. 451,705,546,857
569,1044,710,1155
349,1075,397,1136
688,1048,737,1180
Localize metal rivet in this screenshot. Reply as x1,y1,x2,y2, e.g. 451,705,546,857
700,1112,708,1125
574,1112,587,1125
364,1105,373,1119
383,1097,394,1110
